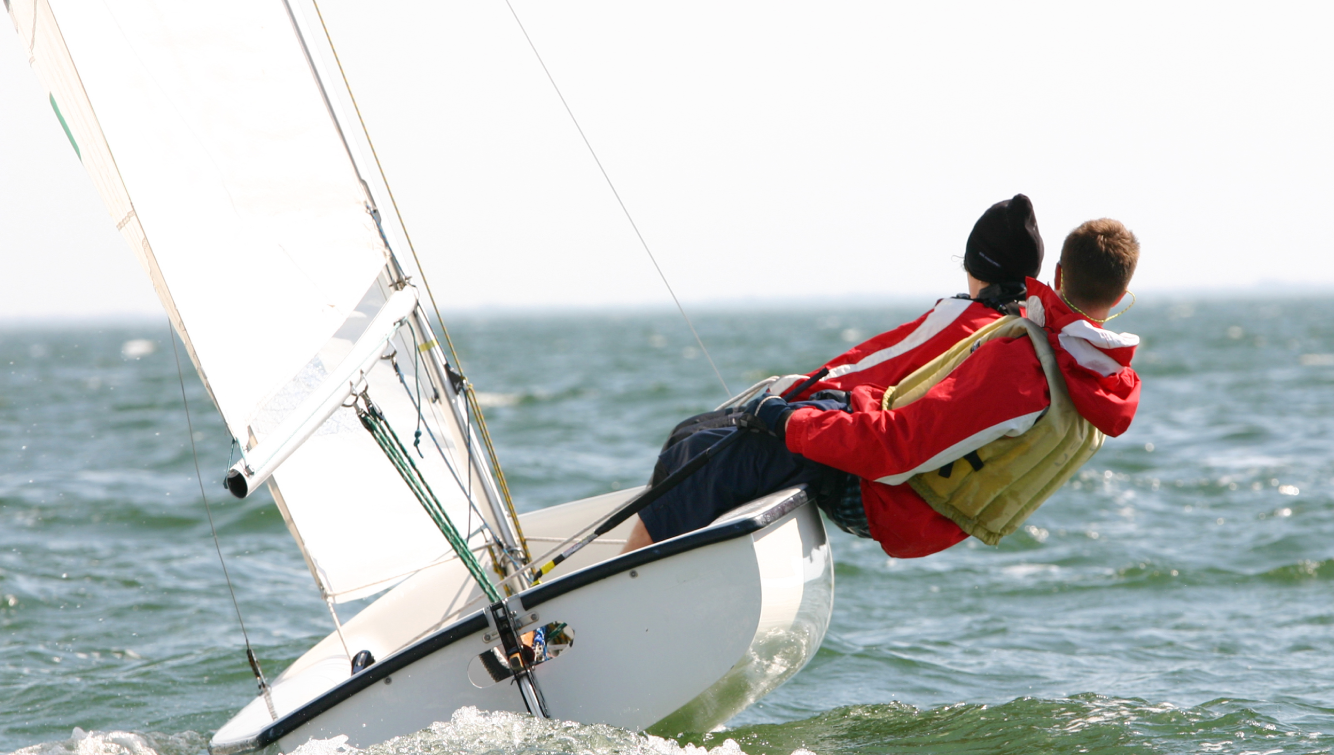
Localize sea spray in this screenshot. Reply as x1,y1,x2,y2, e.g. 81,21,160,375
289,707,815,755
8,729,206,755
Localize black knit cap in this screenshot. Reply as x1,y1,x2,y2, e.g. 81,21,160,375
963,194,1044,285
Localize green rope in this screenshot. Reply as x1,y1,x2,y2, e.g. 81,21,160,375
358,401,501,603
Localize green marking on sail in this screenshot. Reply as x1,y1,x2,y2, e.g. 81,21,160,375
49,94,80,161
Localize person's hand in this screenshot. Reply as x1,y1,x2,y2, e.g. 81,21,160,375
740,395,793,440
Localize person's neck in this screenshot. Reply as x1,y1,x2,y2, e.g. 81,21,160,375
966,274,988,298
1058,288,1112,322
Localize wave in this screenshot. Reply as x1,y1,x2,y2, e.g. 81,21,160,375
10,697,1318,755
8,729,204,755
689,695,1313,755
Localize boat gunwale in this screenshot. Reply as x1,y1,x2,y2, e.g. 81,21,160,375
209,487,812,755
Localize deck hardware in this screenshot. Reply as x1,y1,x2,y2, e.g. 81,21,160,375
483,611,540,643
487,600,550,718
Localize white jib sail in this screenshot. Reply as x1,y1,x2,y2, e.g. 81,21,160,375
8,0,506,603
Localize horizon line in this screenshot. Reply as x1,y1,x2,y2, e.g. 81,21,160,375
2,282,1331,328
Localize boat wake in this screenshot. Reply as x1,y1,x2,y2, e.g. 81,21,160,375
294,708,810,755
6,696,1321,755
9,728,206,755
4,710,812,755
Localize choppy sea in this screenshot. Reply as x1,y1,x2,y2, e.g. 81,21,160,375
4,295,1334,755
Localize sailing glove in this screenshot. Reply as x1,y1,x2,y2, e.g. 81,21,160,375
807,389,851,407
741,395,849,441
738,395,790,438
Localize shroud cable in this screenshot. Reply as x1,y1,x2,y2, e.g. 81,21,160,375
167,319,276,720
500,0,731,398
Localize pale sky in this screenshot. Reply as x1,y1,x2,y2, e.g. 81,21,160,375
2,1,1331,320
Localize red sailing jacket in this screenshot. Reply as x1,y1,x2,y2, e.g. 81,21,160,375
785,279,1142,558
790,296,1006,399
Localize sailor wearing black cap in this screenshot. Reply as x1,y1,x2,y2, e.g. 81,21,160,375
964,193,1045,315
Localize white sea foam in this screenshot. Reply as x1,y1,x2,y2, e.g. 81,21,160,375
9,729,204,755
287,734,360,755
286,708,815,755
1001,563,1060,579
473,392,520,408
120,339,156,359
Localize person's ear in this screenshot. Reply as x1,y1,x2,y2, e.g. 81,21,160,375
1053,263,1063,290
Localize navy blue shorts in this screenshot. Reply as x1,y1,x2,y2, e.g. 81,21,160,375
637,422,868,542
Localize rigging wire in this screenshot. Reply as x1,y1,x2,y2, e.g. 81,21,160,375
500,0,732,399
385,341,519,576
308,0,531,566
166,320,277,720
357,397,502,603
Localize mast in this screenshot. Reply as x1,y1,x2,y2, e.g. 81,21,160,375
279,0,530,577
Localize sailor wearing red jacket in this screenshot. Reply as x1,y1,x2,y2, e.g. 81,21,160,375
626,216,1141,560
785,275,1141,557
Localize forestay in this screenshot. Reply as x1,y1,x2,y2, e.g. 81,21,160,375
8,0,515,603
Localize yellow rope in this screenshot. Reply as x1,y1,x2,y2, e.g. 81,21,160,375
308,1,531,566
1059,289,1137,324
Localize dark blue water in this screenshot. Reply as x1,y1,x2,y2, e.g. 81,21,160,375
4,295,1334,754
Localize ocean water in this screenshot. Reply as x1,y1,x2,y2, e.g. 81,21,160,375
4,295,1334,755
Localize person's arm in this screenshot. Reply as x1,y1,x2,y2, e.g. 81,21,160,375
784,336,1052,483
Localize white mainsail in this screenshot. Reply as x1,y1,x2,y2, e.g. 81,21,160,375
8,0,515,603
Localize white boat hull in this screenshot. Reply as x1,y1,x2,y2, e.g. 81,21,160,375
210,487,833,754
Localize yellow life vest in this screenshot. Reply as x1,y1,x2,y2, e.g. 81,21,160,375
879,316,1105,546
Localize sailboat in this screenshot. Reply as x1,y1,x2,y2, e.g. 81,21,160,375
5,0,833,751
